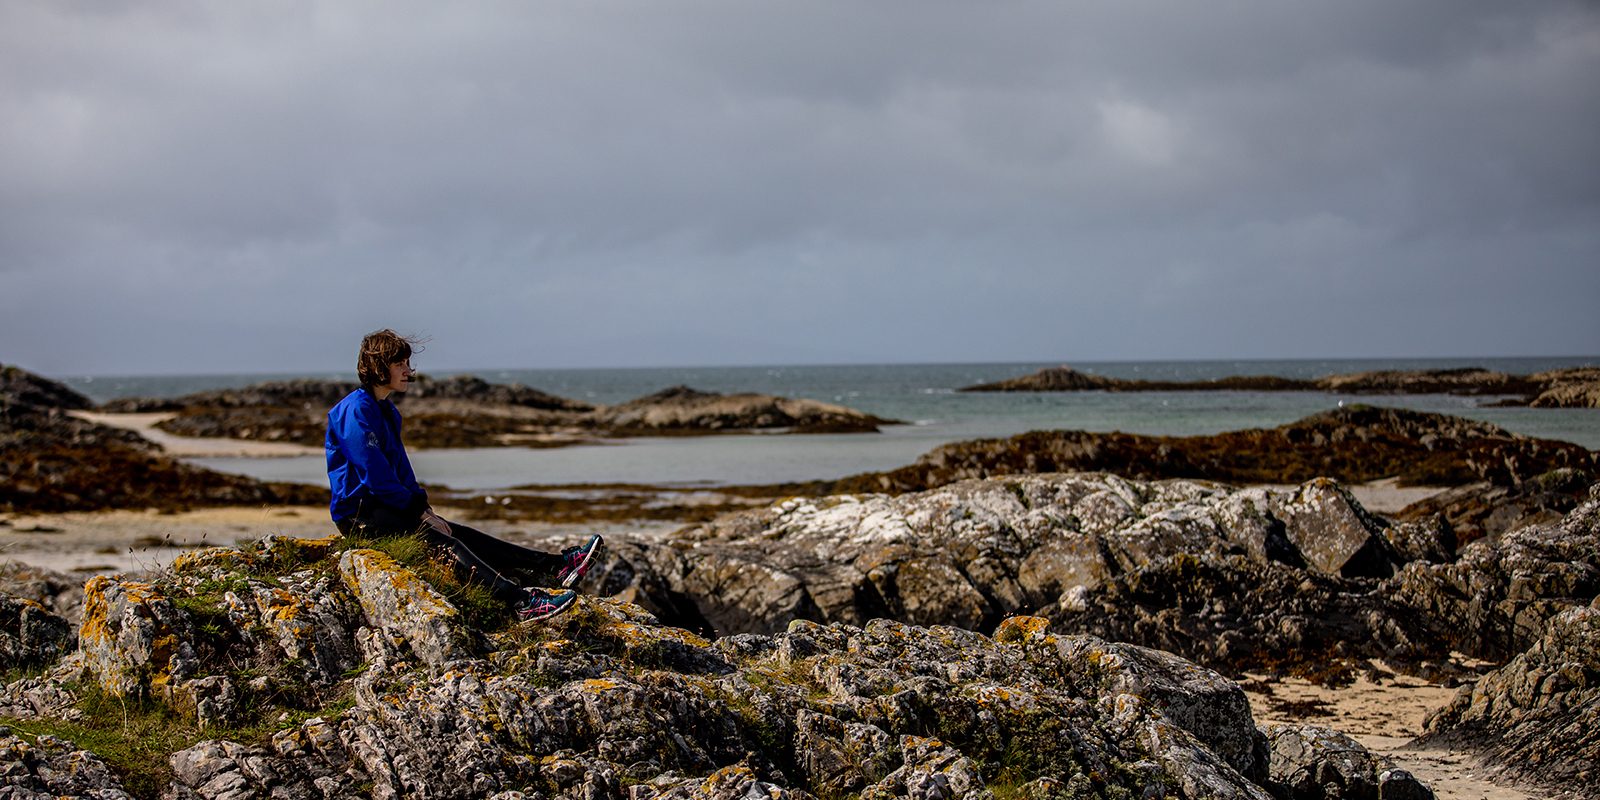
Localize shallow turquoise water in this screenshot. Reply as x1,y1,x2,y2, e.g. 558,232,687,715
61,358,1600,489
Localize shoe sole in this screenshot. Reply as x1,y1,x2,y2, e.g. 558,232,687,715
520,597,577,623
561,538,605,588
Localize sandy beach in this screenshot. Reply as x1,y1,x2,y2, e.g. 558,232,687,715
70,411,323,458
0,505,332,575
1243,670,1539,800
0,503,676,576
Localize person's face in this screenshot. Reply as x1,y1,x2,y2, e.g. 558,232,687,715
383,358,414,393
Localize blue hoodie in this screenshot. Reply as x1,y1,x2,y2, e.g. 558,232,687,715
325,388,427,523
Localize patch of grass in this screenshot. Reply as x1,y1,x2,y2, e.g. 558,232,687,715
359,533,429,565
1,679,357,800
3,686,208,799
0,664,49,685
272,696,355,731
171,594,230,640
743,656,828,703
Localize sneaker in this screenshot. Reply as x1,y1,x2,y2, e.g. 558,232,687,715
515,587,577,623
555,534,605,588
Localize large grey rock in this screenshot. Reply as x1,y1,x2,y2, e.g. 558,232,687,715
600,474,1463,680
1271,479,1399,578
602,474,1600,687
1261,724,1433,800
1052,630,1266,780
609,474,1349,638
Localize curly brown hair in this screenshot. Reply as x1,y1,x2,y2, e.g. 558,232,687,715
357,329,423,388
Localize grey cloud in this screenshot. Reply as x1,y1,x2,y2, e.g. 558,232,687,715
1,0,1596,374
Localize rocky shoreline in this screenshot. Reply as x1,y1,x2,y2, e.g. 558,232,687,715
960,365,1600,408
99,374,899,448
1,364,895,515
4,361,1599,798
1,533,1442,800
2,475,1594,797
823,405,1597,546
2,370,326,514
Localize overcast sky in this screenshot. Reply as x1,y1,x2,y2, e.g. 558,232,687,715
2,1,1597,377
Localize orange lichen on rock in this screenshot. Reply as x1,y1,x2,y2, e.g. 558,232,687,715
993,615,1052,644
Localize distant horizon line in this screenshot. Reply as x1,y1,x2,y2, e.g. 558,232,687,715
47,353,1600,382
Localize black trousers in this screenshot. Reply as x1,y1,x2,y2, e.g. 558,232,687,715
337,505,564,606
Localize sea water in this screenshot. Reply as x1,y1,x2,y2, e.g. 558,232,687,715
59,358,1600,490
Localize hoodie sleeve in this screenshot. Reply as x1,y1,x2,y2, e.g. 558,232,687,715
333,398,424,512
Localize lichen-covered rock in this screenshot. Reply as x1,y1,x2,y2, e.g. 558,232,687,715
77,576,199,698
155,603,1396,800
1055,635,1266,780
602,474,1454,679
630,762,814,800
1381,516,1455,565
1418,596,1600,798
0,729,135,799
337,548,476,667
0,563,87,624
171,536,366,692
860,736,988,800
1261,723,1433,800
4,518,1434,800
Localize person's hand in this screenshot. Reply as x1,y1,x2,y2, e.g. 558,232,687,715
422,508,451,536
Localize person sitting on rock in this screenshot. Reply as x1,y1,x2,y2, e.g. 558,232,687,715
325,328,602,623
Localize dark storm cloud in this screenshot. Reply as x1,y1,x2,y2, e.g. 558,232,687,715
1,0,1596,375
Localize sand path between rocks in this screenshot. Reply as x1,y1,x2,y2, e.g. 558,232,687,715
71,410,323,457
1243,672,1539,800
0,505,664,576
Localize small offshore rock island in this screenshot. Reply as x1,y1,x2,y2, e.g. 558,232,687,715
960,364,1600,408
1,362,1597,799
